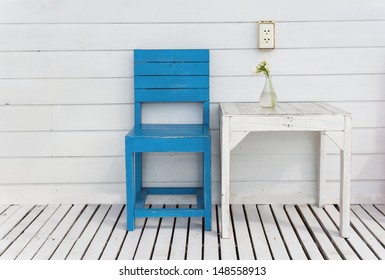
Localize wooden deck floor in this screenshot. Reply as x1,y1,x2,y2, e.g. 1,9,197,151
1,204,385,260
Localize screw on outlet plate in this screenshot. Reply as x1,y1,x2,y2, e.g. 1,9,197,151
258,20,275,49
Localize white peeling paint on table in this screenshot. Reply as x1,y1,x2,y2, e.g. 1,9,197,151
219,102,352,239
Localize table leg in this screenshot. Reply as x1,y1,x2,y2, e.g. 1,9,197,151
221,115,231,239
340,116,352,238
318,131,326,208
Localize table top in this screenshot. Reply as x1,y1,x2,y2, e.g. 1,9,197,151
220,102,350,116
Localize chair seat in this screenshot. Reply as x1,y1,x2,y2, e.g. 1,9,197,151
126,124,210,152
126,124,210,138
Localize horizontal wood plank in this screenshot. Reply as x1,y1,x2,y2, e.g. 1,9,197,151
135,50,209,62
0,154,384,188
2,74,385,106
2,128,385,159
1,180,385,205
2,22,385,51
1,102,383,134
0,0,383,23
1,49,384,79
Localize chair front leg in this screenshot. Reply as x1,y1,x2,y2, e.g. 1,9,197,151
135,152,142,195
204,140,212,231
125,142,135,231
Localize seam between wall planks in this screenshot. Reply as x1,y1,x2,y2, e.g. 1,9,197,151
0,19,385,25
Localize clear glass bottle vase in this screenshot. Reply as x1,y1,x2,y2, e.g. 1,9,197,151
259,75,277,108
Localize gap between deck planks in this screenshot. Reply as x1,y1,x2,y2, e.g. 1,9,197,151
0,204,384,260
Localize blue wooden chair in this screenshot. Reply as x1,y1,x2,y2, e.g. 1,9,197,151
125,49,211,231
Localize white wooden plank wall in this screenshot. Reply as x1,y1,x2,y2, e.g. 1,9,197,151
0,0,384,204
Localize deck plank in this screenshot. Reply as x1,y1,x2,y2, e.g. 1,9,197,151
100,206,127,260
362,205,385,229
0,205,59,260
0,205,10,216
0,205,21,227
349,207,385,259
1,203,384,260
285,205,323,260
272,205,307,260
310,206,359,260
258,205,290,260
33,205,85,260
232,205,255,260
82,204,123,260
151,205,176,260
186,217,203,260
17,205,72,260
117,214,146,260
297,205,341,260
244,205,271,260
134,205,162,260
203,205,219,260
351,205,385,248
169,205,189,260
0,205,35,240
374,204,385,216
325,205,378,260
66,205,110,260
50,205,98,260
0,205,45,256
218,205,237,260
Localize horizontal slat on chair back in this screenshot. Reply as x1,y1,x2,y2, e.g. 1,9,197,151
134,49,209,103
135,62,209,76
135,76,209,89
134,49,209,62
135,89,208,102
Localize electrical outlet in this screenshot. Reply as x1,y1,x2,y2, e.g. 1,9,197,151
258,21,275,49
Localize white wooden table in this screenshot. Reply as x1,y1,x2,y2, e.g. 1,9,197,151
220,102,352,239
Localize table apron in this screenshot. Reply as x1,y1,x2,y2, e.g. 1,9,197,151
228,115,346,132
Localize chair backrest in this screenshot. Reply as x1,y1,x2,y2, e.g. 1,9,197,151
134,49,210,126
